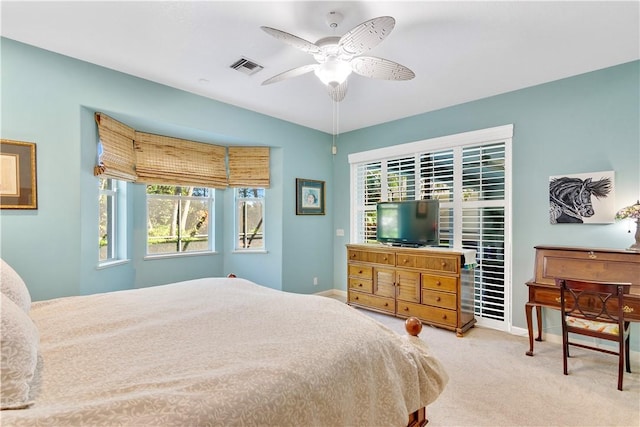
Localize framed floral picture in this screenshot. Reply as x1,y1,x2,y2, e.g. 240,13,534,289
296,178,325,215
1,139,37,209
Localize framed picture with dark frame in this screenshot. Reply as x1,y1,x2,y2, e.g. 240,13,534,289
296,178,325,215
1,139,38,209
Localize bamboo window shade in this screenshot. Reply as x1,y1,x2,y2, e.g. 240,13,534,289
227,146,270,188
93,113,137,181
134,132,228,188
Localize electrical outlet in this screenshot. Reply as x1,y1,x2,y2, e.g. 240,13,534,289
313,277,318,286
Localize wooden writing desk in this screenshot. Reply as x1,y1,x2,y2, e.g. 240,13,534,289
525,245,640,356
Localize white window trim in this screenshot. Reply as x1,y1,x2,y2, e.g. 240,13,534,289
98,178,128,267
348,124,514,332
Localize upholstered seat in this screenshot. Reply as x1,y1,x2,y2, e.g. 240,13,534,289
555,278,631,391
565,316,621,335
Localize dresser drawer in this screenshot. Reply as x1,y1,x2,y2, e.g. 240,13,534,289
422,289,457,310
348,249,395,266
348,278,373,293
349,291,394,313
422,274,457,292
348,264,373,280
397,254,459,273
397,301,457,327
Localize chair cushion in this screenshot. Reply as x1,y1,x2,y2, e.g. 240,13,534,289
566,316,620,335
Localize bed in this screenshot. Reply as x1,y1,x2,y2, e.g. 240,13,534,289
1,260,448,427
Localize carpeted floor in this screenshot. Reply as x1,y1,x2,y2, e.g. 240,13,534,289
358,308,640,427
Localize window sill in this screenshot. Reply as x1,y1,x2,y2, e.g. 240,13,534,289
144,251,218,261
232,249,268,254
97,259,130,270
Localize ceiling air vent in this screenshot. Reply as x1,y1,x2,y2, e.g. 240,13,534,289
230,57,264,76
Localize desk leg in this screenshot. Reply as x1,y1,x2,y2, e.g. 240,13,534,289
525,303,542,356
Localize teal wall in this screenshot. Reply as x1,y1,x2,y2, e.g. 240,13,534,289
1,38,334,299
331,60,639,346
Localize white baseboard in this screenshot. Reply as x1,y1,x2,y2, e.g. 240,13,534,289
315,289,347,299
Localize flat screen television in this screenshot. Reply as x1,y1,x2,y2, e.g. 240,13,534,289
376,200,440,247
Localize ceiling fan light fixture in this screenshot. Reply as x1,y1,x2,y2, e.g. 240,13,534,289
314,58,352,86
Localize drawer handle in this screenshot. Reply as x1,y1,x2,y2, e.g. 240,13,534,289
404,307,410,311
358,270,363,274
383,256,388,261
623,305,634,313
403,258,408,264
358,283,363,287
441,261,446,267
436,281,441,286
436,296,441,302
588,251,596,259
354,296,359,300
555,297,561,303
442,314,447,320
384,303,389,307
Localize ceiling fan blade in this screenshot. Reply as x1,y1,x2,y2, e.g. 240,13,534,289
350,56,415,81
261,64,319,85
261,26,321,55
327,81,348,102
339,16,395,56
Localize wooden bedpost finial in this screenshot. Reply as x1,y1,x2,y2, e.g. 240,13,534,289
227,273,237,278
405,317,423,336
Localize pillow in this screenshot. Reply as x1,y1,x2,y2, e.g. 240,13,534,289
1,259,31,313
1,293,39,409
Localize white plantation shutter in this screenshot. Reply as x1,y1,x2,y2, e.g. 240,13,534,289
386,156,416,201
349,125,512,328
354,162,382,242
462,142,506,321
420,150,454,246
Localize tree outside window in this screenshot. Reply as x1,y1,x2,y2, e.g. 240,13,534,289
146,185,213,255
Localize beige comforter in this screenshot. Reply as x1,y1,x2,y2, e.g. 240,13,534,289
2,277,448,426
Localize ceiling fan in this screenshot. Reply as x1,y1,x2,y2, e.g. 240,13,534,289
261,12,415,102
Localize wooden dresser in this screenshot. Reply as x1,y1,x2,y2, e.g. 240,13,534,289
347,244,476,336
525,245,640,356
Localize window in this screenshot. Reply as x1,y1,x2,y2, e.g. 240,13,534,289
235,188,265,250
146,185,214,255
98,178,126,263
349,125,512,329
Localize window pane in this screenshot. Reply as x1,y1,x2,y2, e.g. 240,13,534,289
99,178,115,262
147,197,180,254
181,199,209,253
235,188,265,250
387,156,415,201
146,185,213,255
421,150,454,202
463,206,505,321
236,199,264,249
462,143,505,201
98,193,110,260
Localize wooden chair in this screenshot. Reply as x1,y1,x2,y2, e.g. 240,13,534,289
555,278,632,391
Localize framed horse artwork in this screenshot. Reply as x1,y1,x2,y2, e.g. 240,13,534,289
549,170,615,224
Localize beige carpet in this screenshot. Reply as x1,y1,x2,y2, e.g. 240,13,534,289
358,309,640,427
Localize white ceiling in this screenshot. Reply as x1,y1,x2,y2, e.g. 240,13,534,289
1,1,638,134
